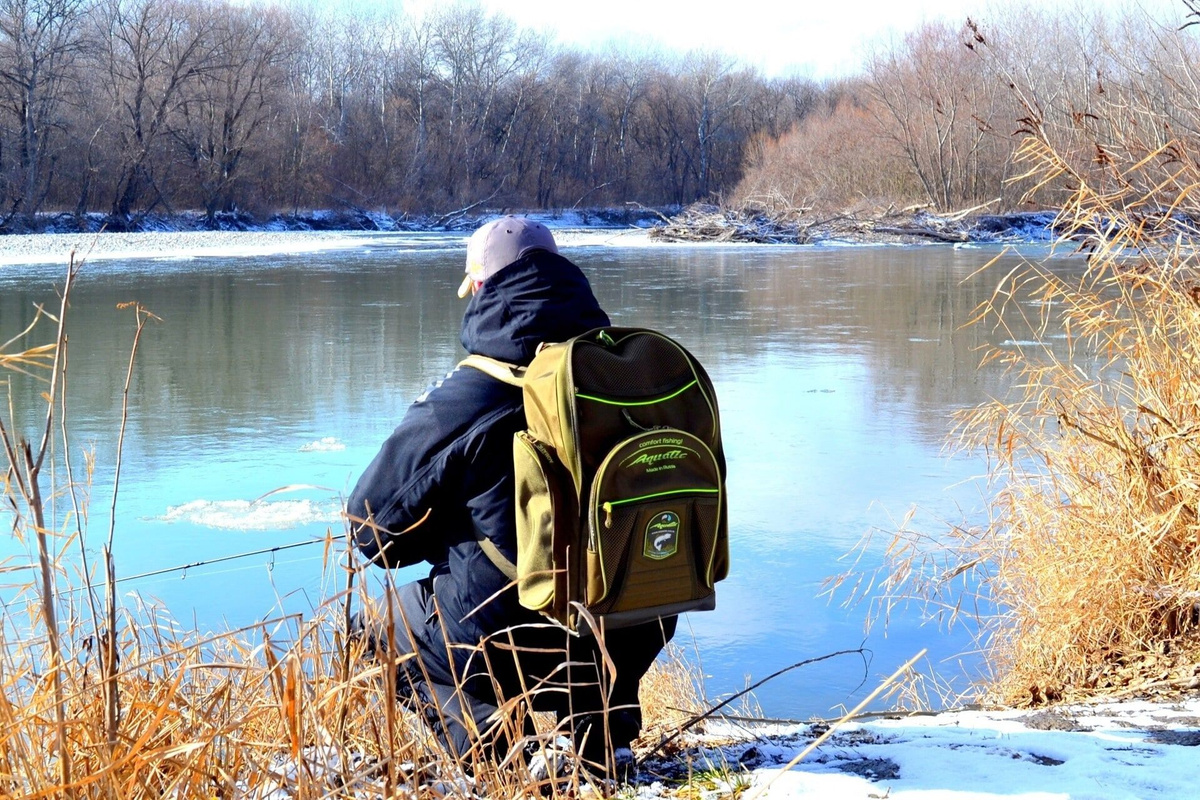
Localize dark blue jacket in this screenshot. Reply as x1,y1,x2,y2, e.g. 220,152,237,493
347,250,610,643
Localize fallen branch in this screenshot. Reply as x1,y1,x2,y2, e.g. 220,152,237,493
746,648,928,800
649,202,1055,245
873,225,969,242
635,648,868,765
433,185,503,229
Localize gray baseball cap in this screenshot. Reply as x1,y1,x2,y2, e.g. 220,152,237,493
459,216,559,298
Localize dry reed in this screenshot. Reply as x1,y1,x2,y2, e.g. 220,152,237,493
842,51,1200,706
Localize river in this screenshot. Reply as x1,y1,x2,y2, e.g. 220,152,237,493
0,233,1076,718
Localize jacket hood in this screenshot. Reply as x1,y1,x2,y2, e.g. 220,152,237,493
460,250,610,364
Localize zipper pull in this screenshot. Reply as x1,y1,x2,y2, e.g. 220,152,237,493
602,502,613,529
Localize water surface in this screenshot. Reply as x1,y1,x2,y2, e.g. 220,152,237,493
0,236,1074,717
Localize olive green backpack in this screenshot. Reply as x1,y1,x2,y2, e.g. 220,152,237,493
462,327,728,633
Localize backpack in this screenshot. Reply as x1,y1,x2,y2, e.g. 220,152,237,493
462,327,728,633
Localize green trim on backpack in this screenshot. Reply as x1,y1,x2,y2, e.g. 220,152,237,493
575,380,699,406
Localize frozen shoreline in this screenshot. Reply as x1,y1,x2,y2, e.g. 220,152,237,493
0,205,1061,268
0,230,379,266
0,225,671,267
644,695,1200,799
0,226,770,269
0,224,1048,269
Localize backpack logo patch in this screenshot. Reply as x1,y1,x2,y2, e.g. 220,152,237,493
644,511,680,560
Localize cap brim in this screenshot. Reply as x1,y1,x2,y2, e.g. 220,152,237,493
457,274,472,299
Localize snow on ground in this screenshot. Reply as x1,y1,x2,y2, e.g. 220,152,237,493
237,696,1200,799
0,226,664,266
646,697,1200,800
0,215,1061,268
0,230,373,266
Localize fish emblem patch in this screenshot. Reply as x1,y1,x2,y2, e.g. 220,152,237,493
644,511,680,560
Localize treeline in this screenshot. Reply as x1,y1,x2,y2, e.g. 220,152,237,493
0,0,819,229
737,5,1200,214
10,1,1188,229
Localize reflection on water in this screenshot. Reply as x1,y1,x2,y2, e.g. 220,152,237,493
0,237,1076,717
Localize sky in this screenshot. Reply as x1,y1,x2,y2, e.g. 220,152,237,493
457,0,1182,79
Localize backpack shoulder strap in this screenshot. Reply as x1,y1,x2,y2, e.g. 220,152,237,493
458,353,523,581
475,533,517,581
459,354,526,387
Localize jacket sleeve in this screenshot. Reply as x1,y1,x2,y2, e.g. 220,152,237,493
346,375,465,569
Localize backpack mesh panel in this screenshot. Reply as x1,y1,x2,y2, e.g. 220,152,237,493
572,333,717,478
693,502,719,586
599,513,635,601
572,335,693,399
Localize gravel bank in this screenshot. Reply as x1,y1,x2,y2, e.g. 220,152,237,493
0,230,369,266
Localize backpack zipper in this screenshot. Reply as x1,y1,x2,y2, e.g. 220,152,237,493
600,488,720,530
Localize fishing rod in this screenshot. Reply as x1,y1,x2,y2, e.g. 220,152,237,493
96,507,422,587
1,484,357,601
1,536,343,606
115,537,333,584
0,491,427,605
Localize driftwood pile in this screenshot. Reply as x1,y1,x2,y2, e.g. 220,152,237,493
648,203,1054,245
646,205,802,243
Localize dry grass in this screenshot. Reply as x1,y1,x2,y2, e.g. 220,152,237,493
0,270,714,799
841,62,1200,707
636,645,704,748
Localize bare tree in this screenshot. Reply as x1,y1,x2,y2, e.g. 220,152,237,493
93,0,213,221
270,2,324,214
866,21,1008,210
682,51,749,199
171,4,289,221
0,0,87,223
0,0,835,221
599,47,652,198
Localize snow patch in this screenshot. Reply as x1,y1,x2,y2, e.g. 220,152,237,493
157,498,341,530
299,437,345,452
0,231,368,266
645,696,1200,799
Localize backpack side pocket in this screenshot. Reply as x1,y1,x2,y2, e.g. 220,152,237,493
514,431,578,622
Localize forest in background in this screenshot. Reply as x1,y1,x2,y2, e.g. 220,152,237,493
0,0,1191,230
738,3,1200,215
0,0,818,229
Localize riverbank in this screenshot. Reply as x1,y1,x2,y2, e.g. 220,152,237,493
639,695,1200,799
0,212,1056,268
0,209,658,266
0,204,1059,255
0,206,664,236
0,227,658,267
0,229,376,265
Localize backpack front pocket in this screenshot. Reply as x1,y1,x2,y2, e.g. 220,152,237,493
586,430,724,619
